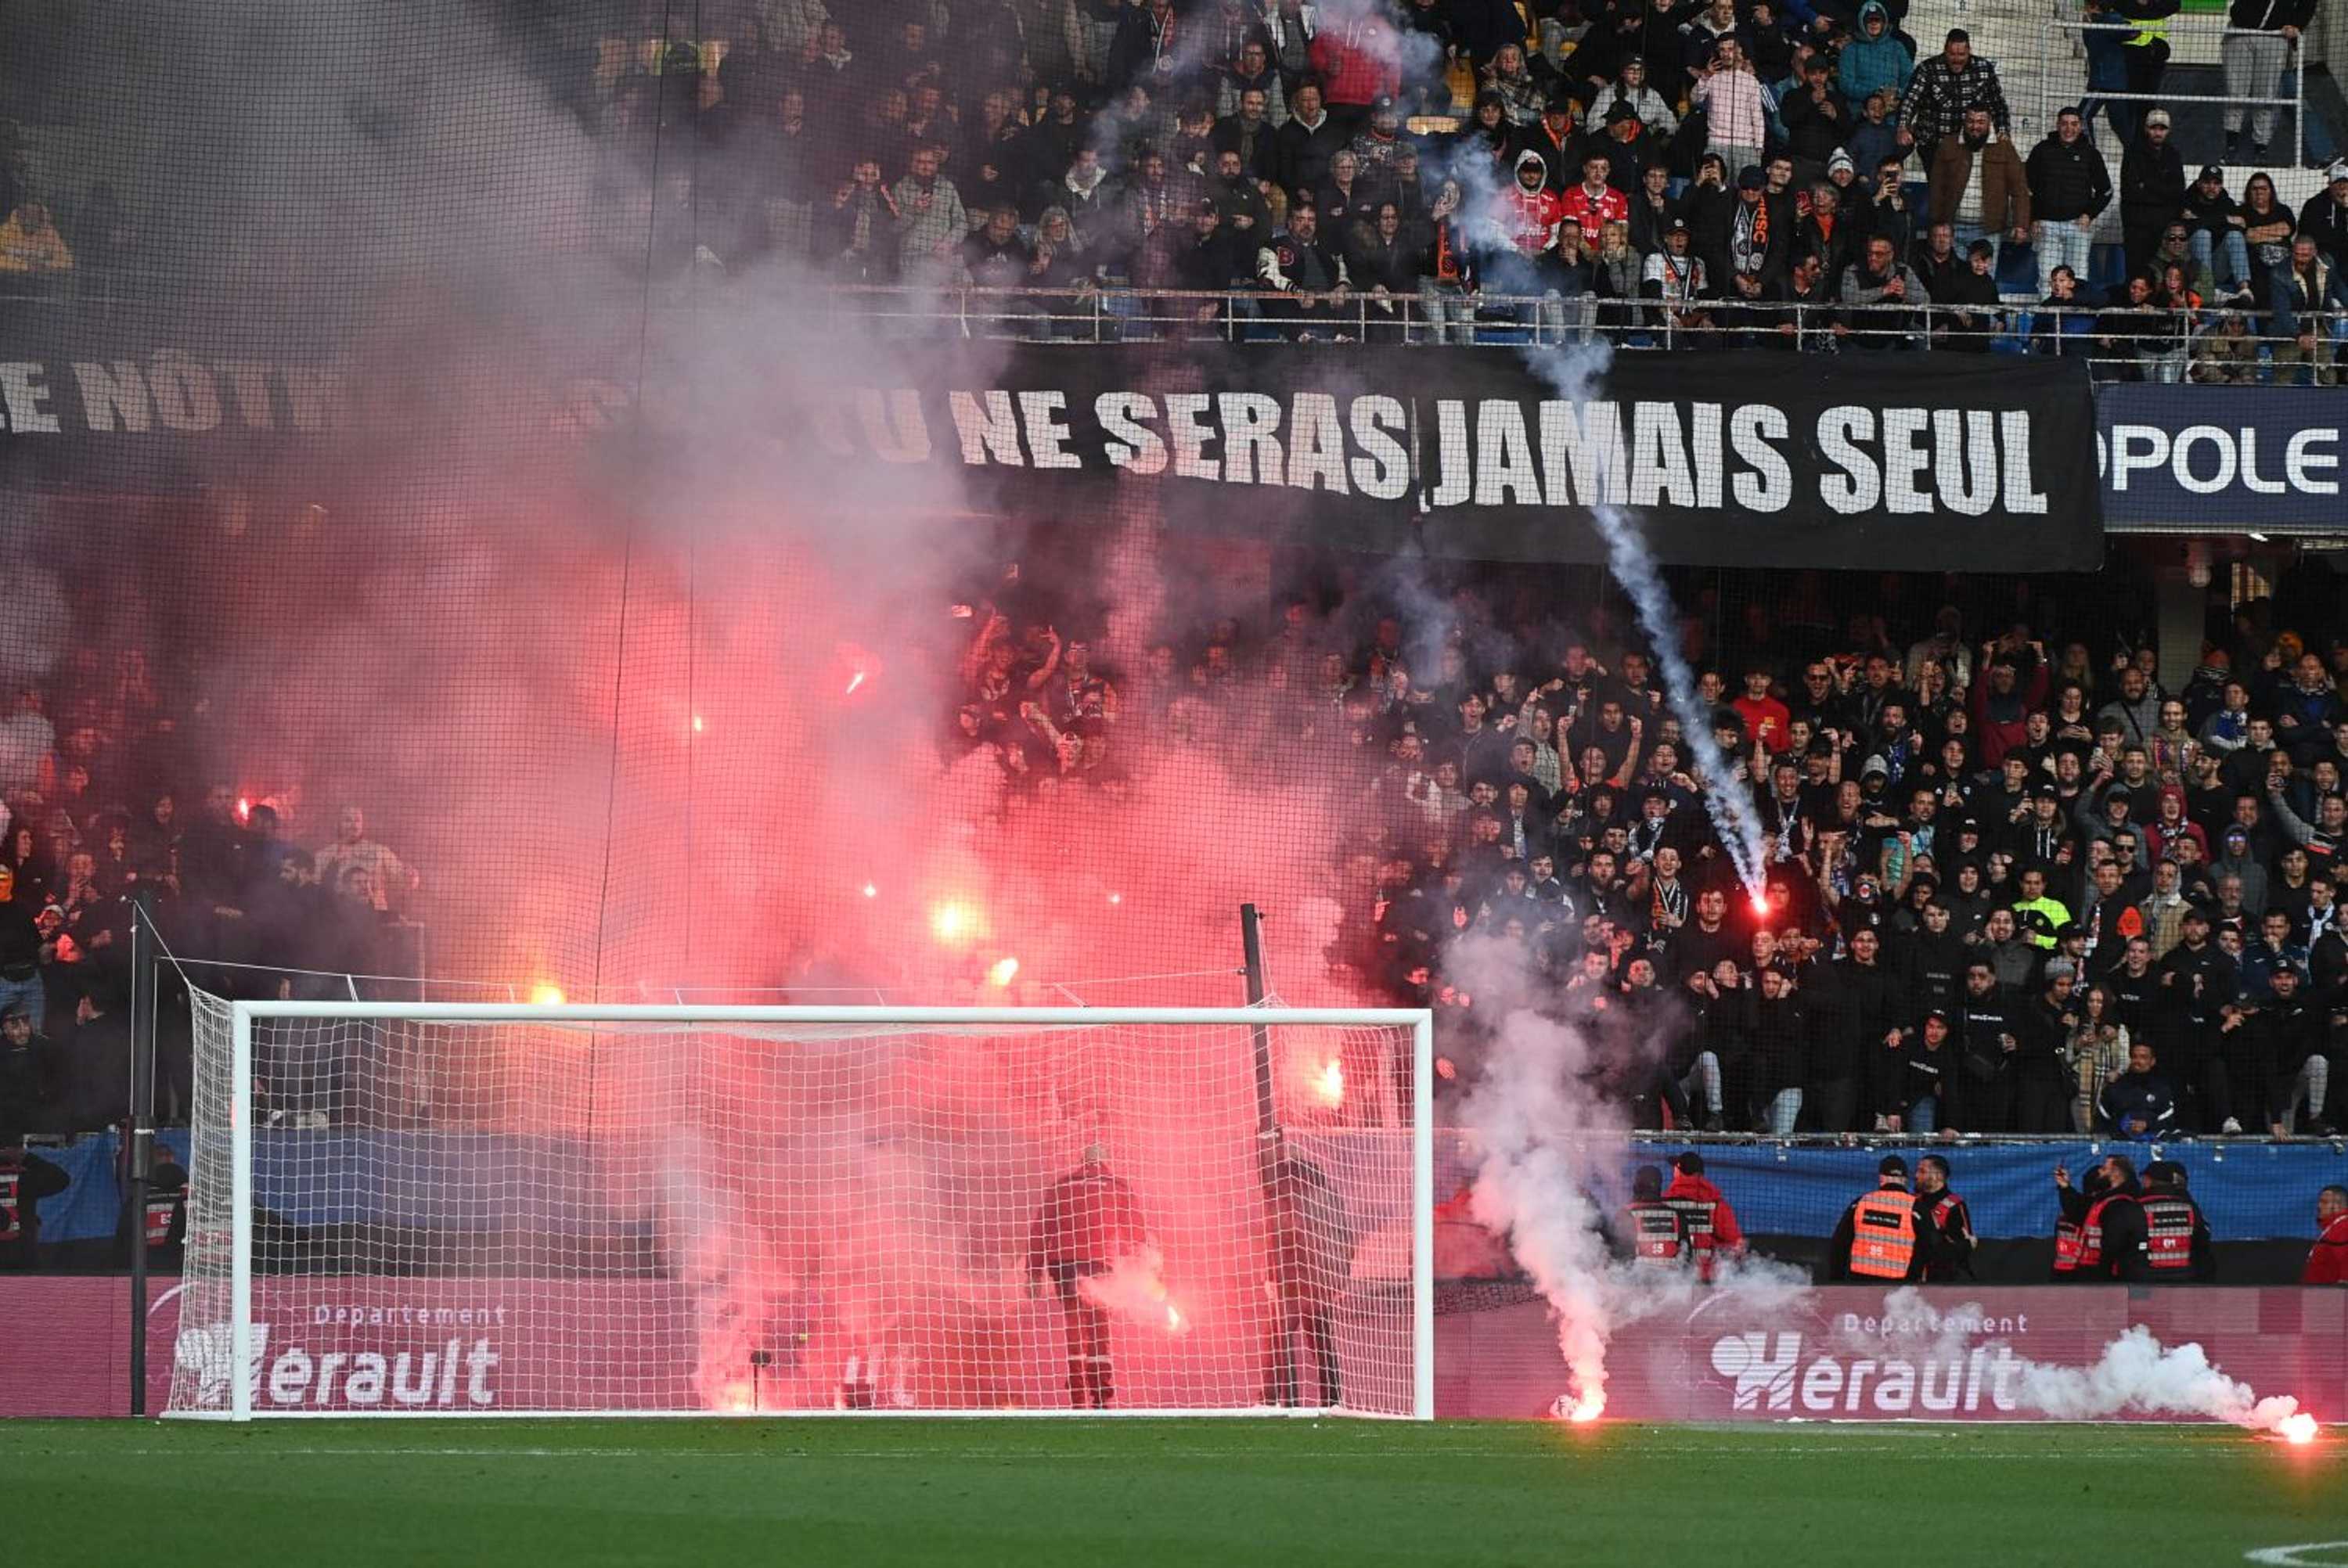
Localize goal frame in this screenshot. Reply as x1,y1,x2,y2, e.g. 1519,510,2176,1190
193,1002,1437,1422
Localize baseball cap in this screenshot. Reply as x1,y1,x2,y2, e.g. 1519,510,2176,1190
1606,102,1639,124
1738,165,1766,190
1879,1154,1910,1177
2328,160,2348,182
1862,754,1890,778
1371,94,1397,113
2198,164,2224,183
2146,108,2171,128
1666,215,1690,235
2033,782,2059,800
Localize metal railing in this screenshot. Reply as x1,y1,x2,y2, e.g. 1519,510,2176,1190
6,268,2337,385
2041,16,2307,165
790,283,2343,385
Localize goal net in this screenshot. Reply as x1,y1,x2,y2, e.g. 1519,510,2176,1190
167,994,1431,1419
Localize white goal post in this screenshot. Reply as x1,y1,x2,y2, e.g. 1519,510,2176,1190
167,998,1435,1421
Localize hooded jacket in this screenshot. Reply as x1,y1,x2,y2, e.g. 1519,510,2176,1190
1837,2,1913,105
1500,150,1568,256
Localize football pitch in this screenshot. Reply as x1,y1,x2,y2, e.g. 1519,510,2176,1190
17,1419,2345,1566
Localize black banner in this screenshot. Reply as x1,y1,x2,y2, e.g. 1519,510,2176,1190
0,331,2100,570
808,345,2101,571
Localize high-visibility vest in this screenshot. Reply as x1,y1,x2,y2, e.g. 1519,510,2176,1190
1848,1189,1917,1279
2139,1192,2199,1274
0,1160,19,1243
1626,1199,1687,1266
2122,12,2170,48
2054,1192,2134,1275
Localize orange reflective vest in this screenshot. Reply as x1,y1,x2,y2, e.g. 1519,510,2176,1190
2139,1192,2199,1274
2053,1192,2134,1275
1848,1188,1917,1279
1626,1199,1687,1265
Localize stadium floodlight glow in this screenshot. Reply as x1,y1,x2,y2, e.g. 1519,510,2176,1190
167,996,1434,1422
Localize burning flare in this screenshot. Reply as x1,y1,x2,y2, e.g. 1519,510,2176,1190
2279,1412,2321,1445
528,983,566,1006
1314,1059,1345,1108
986,956,1020,987
929,901,978,944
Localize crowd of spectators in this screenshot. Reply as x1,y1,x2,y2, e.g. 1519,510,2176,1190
535,0,2346,375
0,639,421,1137
953,554,2348,1142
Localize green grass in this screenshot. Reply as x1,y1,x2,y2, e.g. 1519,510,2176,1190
16,1419,2345,1566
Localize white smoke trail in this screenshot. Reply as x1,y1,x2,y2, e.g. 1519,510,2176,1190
1456,938,1809,1419
1868,1289,2316,1433
1530,343,1770,897
2014,1326,2310,1430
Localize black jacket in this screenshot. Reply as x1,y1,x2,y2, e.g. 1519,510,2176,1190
1914,1187,1976,1281
0,1149,69,1267
2119,135,2186,232
2055,1179,2152,1281
2026,134,2113,223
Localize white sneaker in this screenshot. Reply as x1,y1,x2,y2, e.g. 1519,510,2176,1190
2220,1117,2244,1135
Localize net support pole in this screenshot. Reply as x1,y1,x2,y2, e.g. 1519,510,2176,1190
229,1002,254,1422
1239,903,1277,1180
1411,1011,1435,1422
127,891,157,1415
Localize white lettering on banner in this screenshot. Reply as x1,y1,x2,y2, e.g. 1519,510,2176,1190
71,361,151,432
0,363,59,433
1017,391,1079,469
1165,392,1219,481
1095,392,1165,474
2286,429,2341,495
1474,398,1539,508
2102,423,2340,498
1818,405,1880,511
266,1336,501,1409
929,389,2046,518
1428,399,1471,508
1708,1332,2021,1416
176,1313,505,1410
947,390,1021,466
1728,405,1792,511
1285,392,1347,493
1217,392,1284,486
1881,406,1932,514
309,1302,510,1327
1347,396,1410,499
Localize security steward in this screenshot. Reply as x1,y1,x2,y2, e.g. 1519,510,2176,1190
1825,1155,1922,1282
0,1129,70,1269
1913,1153,1977,1281
1026,1142,1149,1409
2137,1159,2216,1280
2051,1152,2152,1281
1622,1164,1692,1271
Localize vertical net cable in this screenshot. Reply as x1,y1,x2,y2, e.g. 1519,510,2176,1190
169,996,1424,1418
